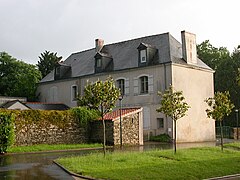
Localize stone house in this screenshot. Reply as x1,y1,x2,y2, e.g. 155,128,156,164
37,30,215,142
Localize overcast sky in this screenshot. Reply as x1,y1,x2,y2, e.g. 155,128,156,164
0,0,239,64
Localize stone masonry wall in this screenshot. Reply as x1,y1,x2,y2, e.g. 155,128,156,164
113,112,140,145
14,114,87,146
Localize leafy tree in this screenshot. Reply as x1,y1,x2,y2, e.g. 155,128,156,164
78,77,121,156
205,91,234,151
197,40,230,71
156,86,190,153
0,52,42,101
37,50,62,77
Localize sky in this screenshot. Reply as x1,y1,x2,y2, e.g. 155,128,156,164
0,0,240,65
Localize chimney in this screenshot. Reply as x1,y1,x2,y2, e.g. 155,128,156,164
181,31,197,64
95,39,104,52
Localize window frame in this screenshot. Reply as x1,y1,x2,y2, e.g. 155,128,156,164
157,118,164,129
140,49,147,63
71,85,78,101
117,79,125,95
140,76,148,94
96,58,102,68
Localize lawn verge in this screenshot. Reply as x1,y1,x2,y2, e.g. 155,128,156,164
7,143,102,153
56,147,240,180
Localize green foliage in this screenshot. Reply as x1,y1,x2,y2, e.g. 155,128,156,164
0,112,15,153
205,91,234,122
156,86,190,121
71,107,100,127
197,40,230,70
149,133,171,143
78,76,121,156
156,86,190,153
0,52,42,101
205,91,234,151
197,41,240,126
78,76,121,114
37,50,62,77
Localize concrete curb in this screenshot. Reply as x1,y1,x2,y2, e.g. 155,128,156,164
205,174,240,180
53,160,97,180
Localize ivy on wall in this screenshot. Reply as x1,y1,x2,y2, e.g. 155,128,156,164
0,112,15,153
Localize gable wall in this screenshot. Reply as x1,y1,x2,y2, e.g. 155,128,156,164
172,64,215,142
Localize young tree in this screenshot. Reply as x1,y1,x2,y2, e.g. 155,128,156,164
0,52,42,101
37,50,62,77
205,91,234,151
78,77,121,156
156,86,190,153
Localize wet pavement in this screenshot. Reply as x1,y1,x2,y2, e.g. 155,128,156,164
0,139,238,180
0,150,99,180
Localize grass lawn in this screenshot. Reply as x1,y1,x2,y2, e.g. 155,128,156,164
7,143,102,153
56,147,240,180
224,142,240,150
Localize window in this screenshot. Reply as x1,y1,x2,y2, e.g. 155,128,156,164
157,118,164,128
72,85,78,101
117,79,125,95
55,67,60,75
140,76,148,94
96,58,102,67
140,49,147,63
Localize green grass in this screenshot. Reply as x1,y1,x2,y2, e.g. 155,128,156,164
7,143,102,153
224,142,240,149
57,147,240,180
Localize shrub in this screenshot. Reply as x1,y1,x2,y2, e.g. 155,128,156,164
71,107,100,127
150,133,171,143
0,112,15,154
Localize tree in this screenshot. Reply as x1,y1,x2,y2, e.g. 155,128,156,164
156,86,190,153
37,50,62,77
197,40,230,71
0,52,42,101
78,77,121,156
205,91,234,151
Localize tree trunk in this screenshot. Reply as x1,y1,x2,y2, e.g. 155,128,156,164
174,119,177,154
220,120,223,151
101,106,106,157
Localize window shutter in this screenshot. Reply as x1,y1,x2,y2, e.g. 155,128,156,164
125,78,130,95
148,75,154,93
133,77,139,95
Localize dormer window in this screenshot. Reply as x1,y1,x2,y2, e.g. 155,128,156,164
96,58,102,68
140,49,147,63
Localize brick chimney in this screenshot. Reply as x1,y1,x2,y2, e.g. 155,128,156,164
181,31,197,64
95,39,104,52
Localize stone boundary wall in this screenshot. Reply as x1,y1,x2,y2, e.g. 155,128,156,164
14,120,87,146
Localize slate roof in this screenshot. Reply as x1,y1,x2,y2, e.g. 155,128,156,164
40,32,212,83
103,107,142,121
0,100,28,109
25,102,70,110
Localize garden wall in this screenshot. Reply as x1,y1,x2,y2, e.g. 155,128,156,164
233,128,240,140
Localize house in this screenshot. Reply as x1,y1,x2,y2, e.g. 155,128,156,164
37,31,215,142
90,107,143,145
0,96,27,106
0,100,69,110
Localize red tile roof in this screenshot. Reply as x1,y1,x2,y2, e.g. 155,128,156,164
103,107,142,121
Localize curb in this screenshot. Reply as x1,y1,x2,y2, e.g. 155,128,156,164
205,174,240,180
53,160,97,180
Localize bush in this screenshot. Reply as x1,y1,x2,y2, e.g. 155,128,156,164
71,107,100,127
0,112,15,154
150,133,171,143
